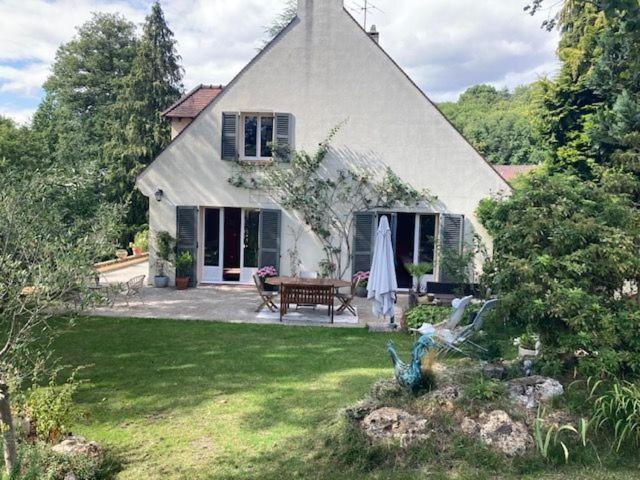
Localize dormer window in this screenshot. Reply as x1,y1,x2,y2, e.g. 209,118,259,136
243,114,274,160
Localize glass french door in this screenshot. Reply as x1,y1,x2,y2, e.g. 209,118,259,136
377,213,437,290
202,208,223,283
201,208,260,284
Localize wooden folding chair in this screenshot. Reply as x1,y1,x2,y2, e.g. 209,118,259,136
336,278,357,316
253,274,277,312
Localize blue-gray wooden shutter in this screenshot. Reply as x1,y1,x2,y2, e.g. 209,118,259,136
176,206,198,286
258,209,281,271
438,213,465,282
221,112,239,160
274,113,292,161
352,212,376,275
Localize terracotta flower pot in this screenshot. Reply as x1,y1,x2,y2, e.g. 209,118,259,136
132,246,143,256
175,276,190,290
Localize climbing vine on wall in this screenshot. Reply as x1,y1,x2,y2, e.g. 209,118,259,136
228,124,434,277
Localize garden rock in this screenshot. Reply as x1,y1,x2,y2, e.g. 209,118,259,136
419,385,460,415
361,407,429,446
482,363,507,380
370,378,404,401
52,435,102,459
462,410,533,457
507,376,563,410
345,400,378,421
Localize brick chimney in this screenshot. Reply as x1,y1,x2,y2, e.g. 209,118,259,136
368,25,380,43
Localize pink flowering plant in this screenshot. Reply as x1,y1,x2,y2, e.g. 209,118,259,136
353,271,369,287
256,265,278,279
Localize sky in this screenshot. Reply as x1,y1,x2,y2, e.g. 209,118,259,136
0,0,560,124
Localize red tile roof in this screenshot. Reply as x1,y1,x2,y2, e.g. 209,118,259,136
161,84,224,118
492,164,537,184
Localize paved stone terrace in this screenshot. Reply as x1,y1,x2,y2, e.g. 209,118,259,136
91,262,407,328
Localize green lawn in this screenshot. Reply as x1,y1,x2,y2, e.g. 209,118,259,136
51,317,640,480
53,317,413,479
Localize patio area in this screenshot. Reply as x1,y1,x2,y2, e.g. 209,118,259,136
91,262,405,328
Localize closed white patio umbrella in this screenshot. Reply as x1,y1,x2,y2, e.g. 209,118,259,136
367,216,398,325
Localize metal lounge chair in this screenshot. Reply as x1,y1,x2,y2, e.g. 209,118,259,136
434,298,500,351
253,274,278,313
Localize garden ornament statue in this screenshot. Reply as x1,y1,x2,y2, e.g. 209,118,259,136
387,333,437,392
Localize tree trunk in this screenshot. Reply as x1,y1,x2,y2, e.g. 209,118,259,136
0,380,18,475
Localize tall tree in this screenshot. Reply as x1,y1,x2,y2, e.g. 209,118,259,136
109,1,184,240
39,13,137,160
534,2,606,175
527,0,640,179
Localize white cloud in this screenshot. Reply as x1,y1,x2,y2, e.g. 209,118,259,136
0,105,37,125
0,63,50,95
0,0,561,122
367,0,560,100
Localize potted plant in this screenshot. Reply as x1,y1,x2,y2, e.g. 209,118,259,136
256,265,278,291
130,229,149,256
514,330,541,358
115,248,129,260
175,251,194,290
154,231,174,288
353,271,369,297
404,262,433,307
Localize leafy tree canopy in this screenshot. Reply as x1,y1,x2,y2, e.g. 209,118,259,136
479,170,640,376
439,84,550,165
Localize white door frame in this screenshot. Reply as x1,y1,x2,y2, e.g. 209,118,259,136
201,207,258,285
202,207,224,283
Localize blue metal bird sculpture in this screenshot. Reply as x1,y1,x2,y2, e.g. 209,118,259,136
387,333,437,392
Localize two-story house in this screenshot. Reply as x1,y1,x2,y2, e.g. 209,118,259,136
136,0,511,288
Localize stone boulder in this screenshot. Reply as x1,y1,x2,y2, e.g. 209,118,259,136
419,385,461,416
345,400,378,422
361,407,429,446
462,410,534,457
370,378,404,401
507,376,564,410
482,363,508,380
52,435,102,459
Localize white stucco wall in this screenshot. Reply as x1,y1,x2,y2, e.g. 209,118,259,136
137,0,511,284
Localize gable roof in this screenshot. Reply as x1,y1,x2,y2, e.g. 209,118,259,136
142,4,511,193
161,84,224,118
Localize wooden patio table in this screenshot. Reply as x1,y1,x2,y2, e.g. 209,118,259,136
265,277,351,288
265,277,351,323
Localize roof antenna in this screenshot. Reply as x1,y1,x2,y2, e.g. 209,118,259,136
348,0,384,31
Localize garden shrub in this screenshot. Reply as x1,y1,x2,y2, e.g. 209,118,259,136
10,441,120,480
132,228,149,252
25,372,84,443
404,306,450,329
478,171,640,377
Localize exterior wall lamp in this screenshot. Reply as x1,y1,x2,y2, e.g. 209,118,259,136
155,189,164,202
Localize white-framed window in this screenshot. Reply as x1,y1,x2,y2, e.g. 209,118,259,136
242,114,274,160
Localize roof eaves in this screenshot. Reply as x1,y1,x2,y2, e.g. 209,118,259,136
161,83,205,117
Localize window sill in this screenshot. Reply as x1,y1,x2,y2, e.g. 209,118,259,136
237,158,274,166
